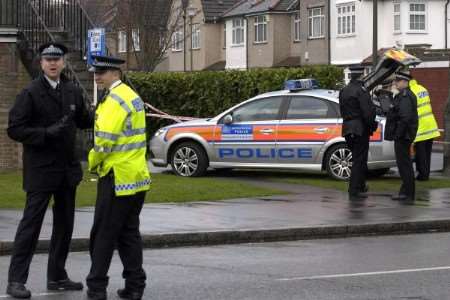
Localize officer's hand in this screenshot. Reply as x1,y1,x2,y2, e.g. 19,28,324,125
45,116,69,138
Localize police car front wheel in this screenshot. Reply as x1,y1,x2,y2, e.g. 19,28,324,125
170,142,208,177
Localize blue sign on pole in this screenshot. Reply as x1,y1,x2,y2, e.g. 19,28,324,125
87,28,106,66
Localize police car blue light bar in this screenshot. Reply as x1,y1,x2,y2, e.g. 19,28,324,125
284,79,319,91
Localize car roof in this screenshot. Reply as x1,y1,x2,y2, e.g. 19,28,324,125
253,89,339,103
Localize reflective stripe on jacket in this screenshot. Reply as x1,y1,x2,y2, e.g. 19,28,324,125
409,80,440,143
88,82,150,196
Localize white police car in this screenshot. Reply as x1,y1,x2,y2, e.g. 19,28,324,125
149,78,397,180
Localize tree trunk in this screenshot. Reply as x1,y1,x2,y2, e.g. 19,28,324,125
443,61,450,176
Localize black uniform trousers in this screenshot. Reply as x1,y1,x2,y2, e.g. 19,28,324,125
345,132,370,195
8,187,76,284
395,139,415,199
414,139,433,180
86,174,146,293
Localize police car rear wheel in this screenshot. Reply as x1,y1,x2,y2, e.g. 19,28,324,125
171,142,208,177
325,144,352,181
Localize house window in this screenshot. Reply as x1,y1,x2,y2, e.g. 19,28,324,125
191,24,200,49
394,3,401,32
294,12,301,41
171,31,183,51
132,28,140,51
232,18,245,45
223,23,226,48
118,30,127,53
254,15,267,43
337,3,355,36
308,7,324,38
409,2,426,31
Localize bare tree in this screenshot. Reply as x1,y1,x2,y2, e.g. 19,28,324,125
115,0,185,72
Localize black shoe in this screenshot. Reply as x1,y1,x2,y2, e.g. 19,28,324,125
47,278,83,291
6,282,31,299
349,192,368,199
392,194,413,201
87,289,107,300
416,176,429,181
118,288,143,300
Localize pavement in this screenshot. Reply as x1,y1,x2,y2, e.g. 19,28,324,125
0,152,449,256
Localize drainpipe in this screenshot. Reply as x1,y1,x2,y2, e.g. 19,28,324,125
327,0,331,64
446,0,449,48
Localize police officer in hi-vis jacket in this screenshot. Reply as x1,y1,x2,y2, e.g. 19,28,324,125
85,55,150,300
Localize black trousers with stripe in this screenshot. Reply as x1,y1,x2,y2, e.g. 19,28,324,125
86,174,146,293
395,139,415,199
8,187,76,283
414,139,433,180
345,132,370,195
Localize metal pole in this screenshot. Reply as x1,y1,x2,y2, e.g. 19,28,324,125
190,17,193,71
372,0,378,67
183,13,186,72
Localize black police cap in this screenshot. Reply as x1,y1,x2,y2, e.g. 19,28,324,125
395,71,412,81
38,42,68,58
348,65,365,74
89,55,125,72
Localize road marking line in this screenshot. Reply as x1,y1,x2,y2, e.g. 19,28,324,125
0,292,63,298
276,266,450,281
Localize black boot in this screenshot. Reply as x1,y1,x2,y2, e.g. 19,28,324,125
47,278,83,291
6,282,31,299
117,288,143,300
87,289,107,300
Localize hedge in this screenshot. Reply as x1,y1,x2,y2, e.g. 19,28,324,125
127,66,344,134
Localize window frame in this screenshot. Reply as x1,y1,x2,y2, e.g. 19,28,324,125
336,2,356,37
293,11,301,42
118,30,127,53
220,97,284,123
283,96,339,120
171,31,184,52
191,23,200,50
132,28,140,52
393,2,401,33
232,18,245,46
308,7,325,39
254,15,268,43
408,1,427,33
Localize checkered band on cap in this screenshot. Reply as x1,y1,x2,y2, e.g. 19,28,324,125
395,72,412,81
92,59,122,69
41,45,64,57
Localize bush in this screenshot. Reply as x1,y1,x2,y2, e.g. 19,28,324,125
126,66,344,134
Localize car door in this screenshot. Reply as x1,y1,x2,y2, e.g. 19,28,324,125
212,97,284,165
277,95,340,165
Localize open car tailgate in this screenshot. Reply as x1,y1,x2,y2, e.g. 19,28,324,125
363,49,422,91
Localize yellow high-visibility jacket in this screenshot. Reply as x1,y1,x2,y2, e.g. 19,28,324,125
409,79,440,143
88,82,150,196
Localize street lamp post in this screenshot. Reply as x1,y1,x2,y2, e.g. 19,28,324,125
181,0,189,72
187,5,196,71
373,0,378,67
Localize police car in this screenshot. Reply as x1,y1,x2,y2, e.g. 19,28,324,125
149,78,397,180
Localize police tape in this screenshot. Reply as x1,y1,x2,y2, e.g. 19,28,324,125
143,103,198,123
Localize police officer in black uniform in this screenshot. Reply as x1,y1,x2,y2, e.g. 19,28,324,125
339,66,377,200
385,72,418,201
6,42,93,298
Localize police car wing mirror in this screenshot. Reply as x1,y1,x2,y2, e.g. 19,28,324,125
223,114,233,125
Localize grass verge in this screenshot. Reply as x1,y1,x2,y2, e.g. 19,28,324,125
0,170,287,209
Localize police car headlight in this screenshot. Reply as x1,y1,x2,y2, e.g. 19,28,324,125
154,128,168,137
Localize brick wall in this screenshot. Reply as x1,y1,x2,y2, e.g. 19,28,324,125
410,67,449,137
0,42,30,169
